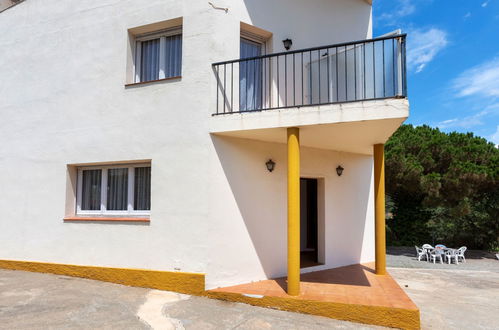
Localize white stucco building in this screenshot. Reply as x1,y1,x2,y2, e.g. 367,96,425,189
0,0,410,311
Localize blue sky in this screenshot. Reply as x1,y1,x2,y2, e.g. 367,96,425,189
373,0,499,144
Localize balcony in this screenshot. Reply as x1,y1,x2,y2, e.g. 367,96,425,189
211,35,409,155
213,34,407,115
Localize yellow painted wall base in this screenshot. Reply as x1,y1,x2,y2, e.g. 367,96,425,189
0,259,205,295
0,259,419,329
206,291,420,330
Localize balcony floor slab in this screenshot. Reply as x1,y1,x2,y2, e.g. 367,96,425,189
210,98,408,154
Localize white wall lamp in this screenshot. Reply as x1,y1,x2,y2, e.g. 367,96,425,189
282,38,292,50
336,165,344,176
266,159,276,172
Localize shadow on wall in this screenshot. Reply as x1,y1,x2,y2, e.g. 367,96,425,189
242,0,372,50
211,134,287,279
322,151,372,269
211,133,375,281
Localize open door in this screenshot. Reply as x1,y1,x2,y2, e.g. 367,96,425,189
300,178,320,268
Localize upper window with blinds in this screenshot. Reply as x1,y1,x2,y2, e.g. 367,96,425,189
134,27,182,83
76,164,151,216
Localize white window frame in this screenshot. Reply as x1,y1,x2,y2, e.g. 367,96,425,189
76,163,151,216
240,29,267,55
134,27,182,83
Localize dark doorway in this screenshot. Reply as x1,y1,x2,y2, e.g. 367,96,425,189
300,178,320,268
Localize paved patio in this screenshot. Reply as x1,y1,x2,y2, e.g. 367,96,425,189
208,263,419,329
210,263,416,309
388,267,499,330
387,246,499,329
387,246,499,271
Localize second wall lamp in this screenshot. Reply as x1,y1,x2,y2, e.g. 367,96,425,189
282,38,292,50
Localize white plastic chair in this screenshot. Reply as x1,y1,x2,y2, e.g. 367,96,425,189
445,249,458,264
422,244,434,262
415,246,428,261
455,246,467,263
429,249,444,264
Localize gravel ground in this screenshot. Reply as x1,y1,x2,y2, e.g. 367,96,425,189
390,267,499,330
387,246,499,272
1,249,498,329
0,269,380,330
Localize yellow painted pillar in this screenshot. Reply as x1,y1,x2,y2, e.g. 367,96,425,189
373,144,387,275
287,127,300,296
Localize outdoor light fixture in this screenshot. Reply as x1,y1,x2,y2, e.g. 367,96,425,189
336,165,344,176
282,38,292,50
266,159,276,172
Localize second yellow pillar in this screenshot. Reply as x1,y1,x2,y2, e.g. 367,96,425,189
287,127,300,296
374,144,387,275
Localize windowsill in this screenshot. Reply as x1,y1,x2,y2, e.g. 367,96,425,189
125,76,181,87
64,216,150,223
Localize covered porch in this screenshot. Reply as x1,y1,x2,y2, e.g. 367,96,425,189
212,122,392,292
208,112,419,327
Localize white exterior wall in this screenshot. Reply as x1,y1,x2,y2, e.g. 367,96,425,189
0,0,377,289
208,137,375,287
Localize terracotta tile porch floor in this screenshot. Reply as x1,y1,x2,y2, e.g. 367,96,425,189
207,263,420,329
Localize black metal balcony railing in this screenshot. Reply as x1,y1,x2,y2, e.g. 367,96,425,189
213,34,407,115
